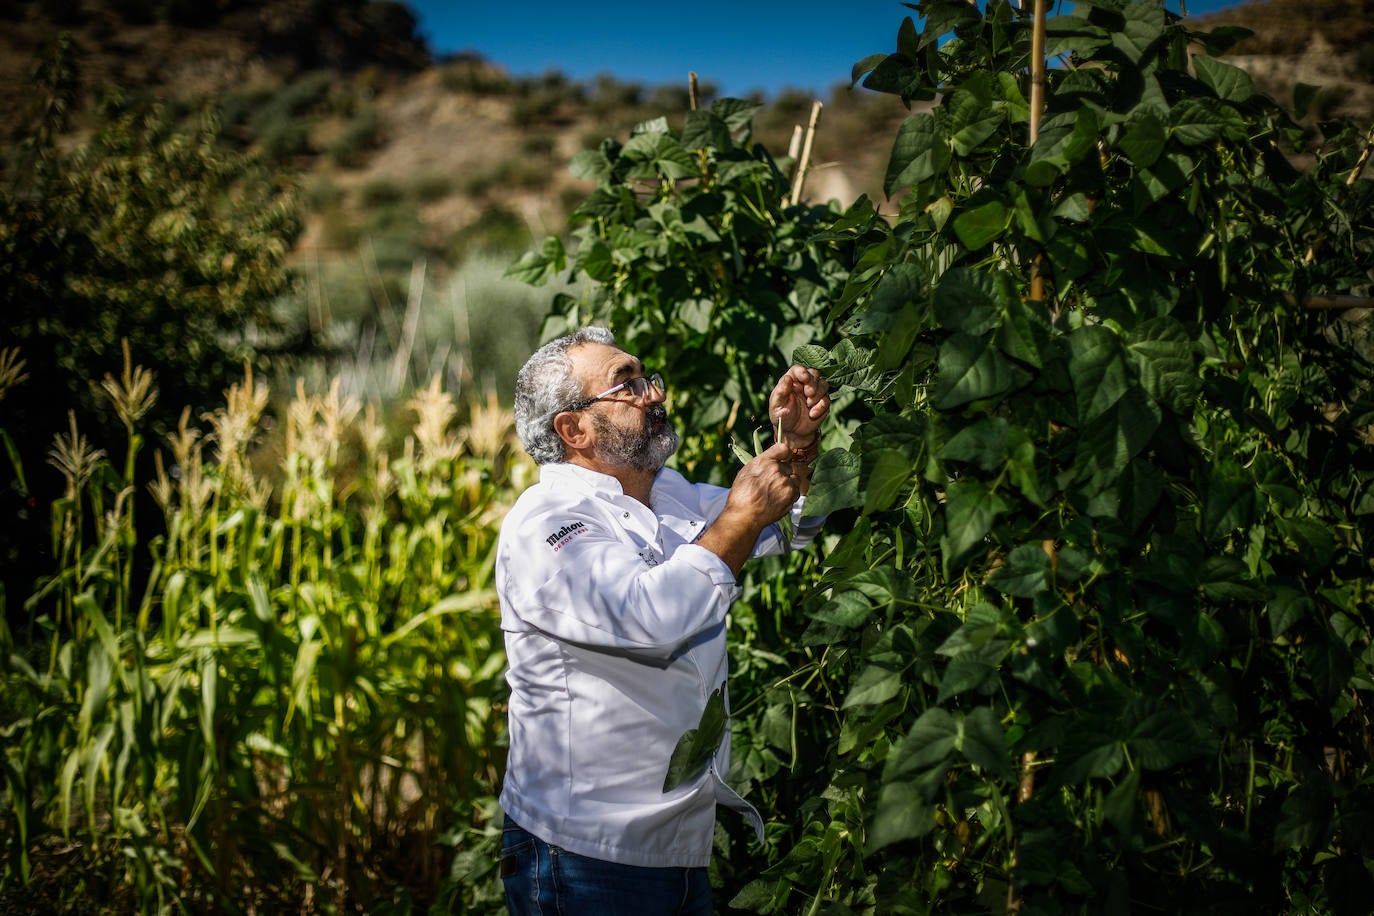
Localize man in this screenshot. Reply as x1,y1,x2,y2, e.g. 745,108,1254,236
496,326,829,915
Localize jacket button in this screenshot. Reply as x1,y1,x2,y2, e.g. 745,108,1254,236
623,511,630,518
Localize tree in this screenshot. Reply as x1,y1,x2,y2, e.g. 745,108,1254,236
0,37,301,610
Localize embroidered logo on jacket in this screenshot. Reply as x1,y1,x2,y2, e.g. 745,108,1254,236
545,522,588,552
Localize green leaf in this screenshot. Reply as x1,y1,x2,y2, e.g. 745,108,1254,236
868,781,938,851
987,542,1051,598
953,198,1009,249
621,132,698,180
886,707,958,781
1169,97,1238,146
940,417,1010,471
1072,386,1161,491
947,72,1005,155
681,110,731,151
843,661,904,708
1129,711,1210,770
1126,317,1199,413
1055,728,1126,786
710,97,762,133
885,113,950,196
942,480,1009,565
934,333,1020,409
997,293,1053,368
811,590,875,628
1103,766,1142,833
937,649,1004,701
1192,53,1256,103
932,266,1015,336
1267,587,1313,639
1277,516,1337,568
1117,113,1166,168
505,235,566,285
1068,326,1131,424
1202,461,1255,541
863,448,915,514
579,239,615,282
1111,0,1166,64
805,449,862,518
569,148,612,182
663,687,728,791
960,707,1015,781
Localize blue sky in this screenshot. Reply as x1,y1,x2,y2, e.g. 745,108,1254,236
406,1,1250,99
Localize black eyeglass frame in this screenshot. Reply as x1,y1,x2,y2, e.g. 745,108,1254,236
561,372,665,414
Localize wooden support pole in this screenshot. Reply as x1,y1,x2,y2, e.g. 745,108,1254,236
788,100,823,206
1288,293,1374,310
1027,0,1049,305
689,71,700,111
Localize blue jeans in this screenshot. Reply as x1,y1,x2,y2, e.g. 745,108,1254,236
501,816,712,915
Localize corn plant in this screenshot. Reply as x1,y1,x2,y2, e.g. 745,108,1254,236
1,346,526,913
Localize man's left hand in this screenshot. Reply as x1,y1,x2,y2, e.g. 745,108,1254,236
769,366,830,450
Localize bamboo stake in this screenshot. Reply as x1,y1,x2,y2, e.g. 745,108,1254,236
1288,293,1374,310
689,71,700,111
390,257,426,393
1011,10,1050,913
788,100,823,206
1027,0,1049,304
360,236,400,350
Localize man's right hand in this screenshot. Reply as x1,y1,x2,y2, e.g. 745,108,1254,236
697,441,802,576
728,440,802,523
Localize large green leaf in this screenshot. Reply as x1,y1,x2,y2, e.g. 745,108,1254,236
863,448,915,514
942,479,1010,566
932,266,1015,336
868,781,938,851
1110,0,1166,64
1117,112,1166,168
805,449,862,518
1192,53,1256,103
1202,461,1256,541
1126,316,1199,413
885,113,951,196
663,687,728,791
1072,386,1162,492
947,71,1005,156
934,333,1021,409
952,198,1009,250
843,660,905,708
885,707,959,782
986,542,1052,598
1068,325,1131,424
681,110,731,152
940,416,1009,471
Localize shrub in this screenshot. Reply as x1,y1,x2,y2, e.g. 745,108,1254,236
359,176,406,207
328,103,381,166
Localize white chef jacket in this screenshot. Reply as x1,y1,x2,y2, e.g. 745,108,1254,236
495,461,820,868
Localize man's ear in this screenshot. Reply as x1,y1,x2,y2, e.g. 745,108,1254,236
552,410,590,450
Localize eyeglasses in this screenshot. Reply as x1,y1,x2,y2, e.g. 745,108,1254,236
562,372,664,413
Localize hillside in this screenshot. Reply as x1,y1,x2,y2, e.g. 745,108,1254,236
1,0,1369,379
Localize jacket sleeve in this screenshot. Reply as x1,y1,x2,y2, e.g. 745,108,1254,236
692,485,825,559
498,503,741,660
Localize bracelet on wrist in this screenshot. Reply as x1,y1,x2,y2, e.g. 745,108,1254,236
784,438,820,464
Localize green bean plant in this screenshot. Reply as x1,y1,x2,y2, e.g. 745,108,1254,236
514,2,1374,913
0,345,526,913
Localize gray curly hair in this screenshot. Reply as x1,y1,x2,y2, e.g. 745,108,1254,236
514,326,617,465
